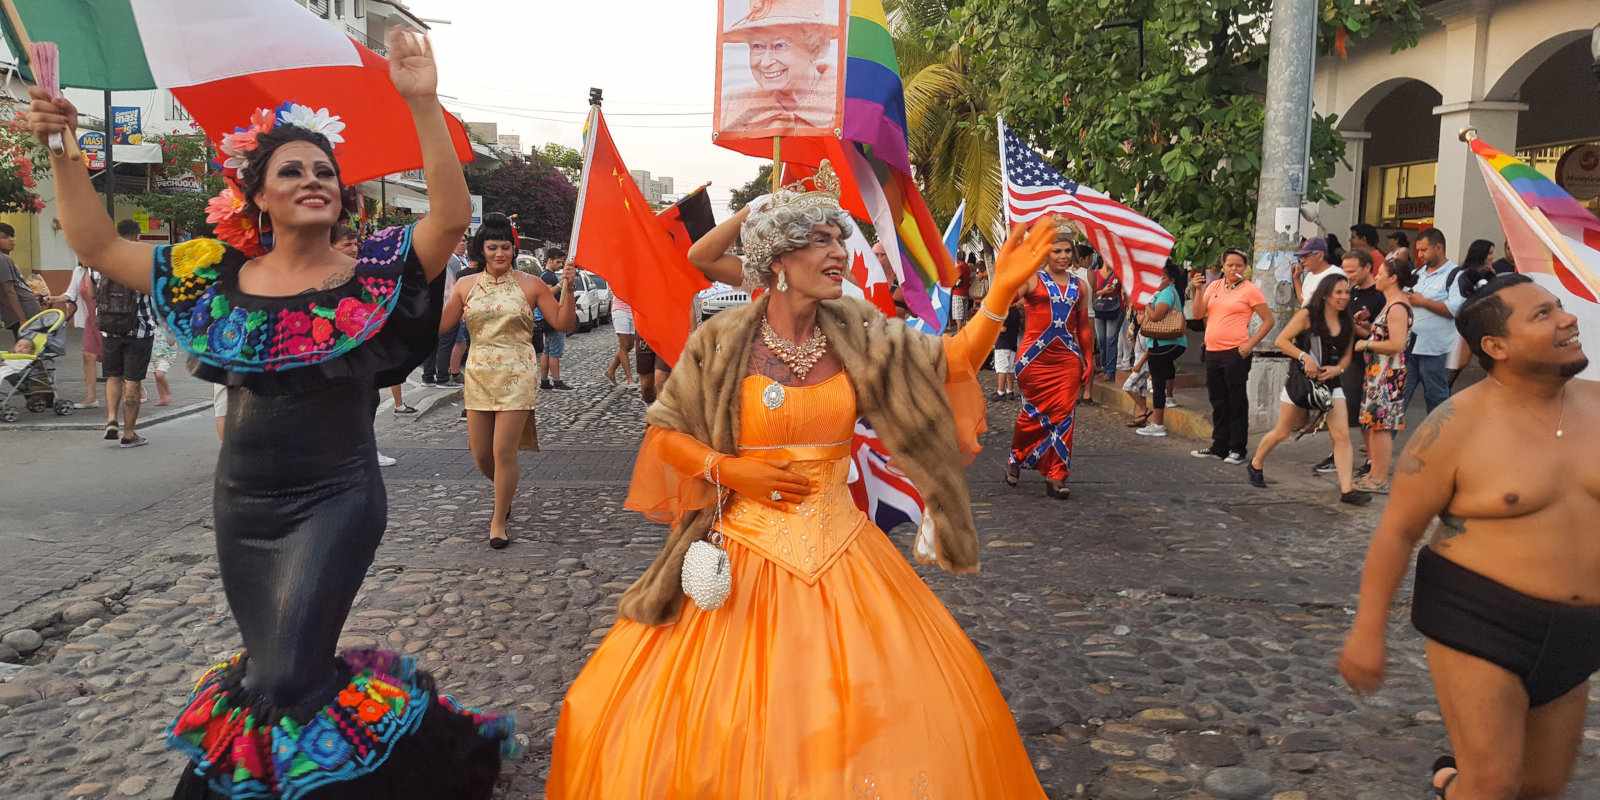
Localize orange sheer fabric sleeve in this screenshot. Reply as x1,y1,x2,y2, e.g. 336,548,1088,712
624,426,722,525
941,336,988,463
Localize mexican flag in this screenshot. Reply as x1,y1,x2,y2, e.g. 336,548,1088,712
0,0,472,184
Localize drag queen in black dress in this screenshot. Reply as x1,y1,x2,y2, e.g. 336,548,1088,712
27,32,513,799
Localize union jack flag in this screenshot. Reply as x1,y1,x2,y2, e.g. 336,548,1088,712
847,419,924,534
999,118,1175,309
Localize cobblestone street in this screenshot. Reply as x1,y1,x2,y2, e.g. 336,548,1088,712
2,328,1597,799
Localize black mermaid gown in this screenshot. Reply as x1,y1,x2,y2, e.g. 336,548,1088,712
149,227,514,799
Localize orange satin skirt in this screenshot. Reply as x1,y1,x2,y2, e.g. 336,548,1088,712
547,526,1047,799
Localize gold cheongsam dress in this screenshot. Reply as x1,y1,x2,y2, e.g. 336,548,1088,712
462,273,538,412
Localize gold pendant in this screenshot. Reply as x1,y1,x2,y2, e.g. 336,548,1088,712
762,381,786,410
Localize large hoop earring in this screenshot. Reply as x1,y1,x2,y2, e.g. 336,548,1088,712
258,211,274,250
776,271,788,292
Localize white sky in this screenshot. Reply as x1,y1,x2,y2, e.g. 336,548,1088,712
408,0,764,218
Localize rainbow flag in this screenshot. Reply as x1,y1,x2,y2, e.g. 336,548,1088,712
838,0,954,326
1469,136,1600,380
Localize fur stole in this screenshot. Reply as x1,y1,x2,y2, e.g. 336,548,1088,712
618,295,980,625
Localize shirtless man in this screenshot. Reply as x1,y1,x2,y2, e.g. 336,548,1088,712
1339,273,1596,799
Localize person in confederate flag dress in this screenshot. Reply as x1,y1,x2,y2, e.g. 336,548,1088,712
1005,226,1095,500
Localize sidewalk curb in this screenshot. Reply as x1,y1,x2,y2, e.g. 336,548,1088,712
1089,381,1213,441
2,399,212,432
379,382,462,420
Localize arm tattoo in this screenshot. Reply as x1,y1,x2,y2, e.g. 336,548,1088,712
1396,399,1454,475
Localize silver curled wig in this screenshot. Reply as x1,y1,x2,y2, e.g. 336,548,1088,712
738,200,855,290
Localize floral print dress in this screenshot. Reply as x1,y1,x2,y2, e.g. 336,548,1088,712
1359,302,1411,432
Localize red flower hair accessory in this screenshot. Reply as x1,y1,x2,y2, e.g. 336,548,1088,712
207,101,347,255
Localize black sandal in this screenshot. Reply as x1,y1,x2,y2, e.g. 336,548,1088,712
1430,755,1458,797
1126,412,1151,428
1003,467,1019,488
1045,483,1071,500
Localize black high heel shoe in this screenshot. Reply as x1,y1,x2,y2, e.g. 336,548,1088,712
489,535,509,549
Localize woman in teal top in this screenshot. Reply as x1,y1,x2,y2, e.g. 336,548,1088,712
1134,261,1189,437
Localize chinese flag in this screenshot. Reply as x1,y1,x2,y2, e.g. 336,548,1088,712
570,110,711,366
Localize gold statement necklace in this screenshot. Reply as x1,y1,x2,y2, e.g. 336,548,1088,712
760,317,829,381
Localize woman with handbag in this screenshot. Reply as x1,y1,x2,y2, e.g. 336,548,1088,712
1092,259,1124,380
438,213,576,548
1132,261,1188,437
547,169,1057,798
1245,275,1373,506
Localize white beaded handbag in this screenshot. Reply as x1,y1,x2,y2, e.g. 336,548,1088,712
681,473,732,611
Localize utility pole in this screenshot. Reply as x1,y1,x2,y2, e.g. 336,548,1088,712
1245,0,1318,431
103,90,115,217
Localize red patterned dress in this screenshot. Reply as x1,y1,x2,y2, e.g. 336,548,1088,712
1009,270,1094,482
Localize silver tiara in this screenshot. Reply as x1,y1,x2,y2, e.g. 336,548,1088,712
742,161,844,268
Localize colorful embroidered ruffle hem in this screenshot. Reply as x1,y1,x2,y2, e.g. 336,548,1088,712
167,649,516,800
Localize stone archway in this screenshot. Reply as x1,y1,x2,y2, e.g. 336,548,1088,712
1320,78,1443,241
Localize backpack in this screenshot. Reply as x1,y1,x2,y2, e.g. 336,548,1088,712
95,275,142,336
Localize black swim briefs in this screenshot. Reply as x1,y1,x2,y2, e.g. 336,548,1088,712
1412,546,1600,707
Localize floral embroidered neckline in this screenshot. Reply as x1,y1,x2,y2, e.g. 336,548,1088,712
151,225,413,374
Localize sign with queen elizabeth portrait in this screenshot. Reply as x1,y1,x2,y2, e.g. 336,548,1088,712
714,0,847,142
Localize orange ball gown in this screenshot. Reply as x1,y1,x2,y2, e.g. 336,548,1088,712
547,370,1047,799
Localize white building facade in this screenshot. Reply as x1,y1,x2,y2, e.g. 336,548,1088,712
1314,0,1600,254
5,0,429,287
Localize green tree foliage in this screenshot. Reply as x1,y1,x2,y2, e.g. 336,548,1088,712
895,0,1425,264
466,149,577,245
126,134,222,238
541,143,583,184
728,164,773,213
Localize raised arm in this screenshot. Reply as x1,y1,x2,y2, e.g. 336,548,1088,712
1340,399,1461,693
26,90,153,292
438,274,471,334
385,30,469,281
687,206,751,286
944,217,1056,371
527,268,578,333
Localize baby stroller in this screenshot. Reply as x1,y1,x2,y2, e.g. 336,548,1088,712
1,307,75,423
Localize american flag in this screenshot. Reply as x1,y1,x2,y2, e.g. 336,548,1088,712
1000,119,1176,309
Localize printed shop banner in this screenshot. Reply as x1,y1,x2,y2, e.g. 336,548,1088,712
714,0,847,142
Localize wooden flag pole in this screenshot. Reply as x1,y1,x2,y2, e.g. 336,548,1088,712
772,136,782,193
1,0,81,161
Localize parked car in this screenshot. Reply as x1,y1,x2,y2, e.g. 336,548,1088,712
569,270,611,332
580,271,613,323
698,283,750,319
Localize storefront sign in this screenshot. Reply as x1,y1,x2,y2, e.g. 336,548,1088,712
1395,196,1435,219
111,106,143,145
78,130,106,170
154,172,204,193
1556,144,1600,201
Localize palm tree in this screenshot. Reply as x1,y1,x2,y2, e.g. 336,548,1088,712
892,1,1004,247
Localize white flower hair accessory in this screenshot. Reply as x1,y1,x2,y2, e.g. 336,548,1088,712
277,104,347,147
207,101,349,256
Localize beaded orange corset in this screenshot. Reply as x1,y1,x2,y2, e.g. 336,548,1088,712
721,373,869,584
